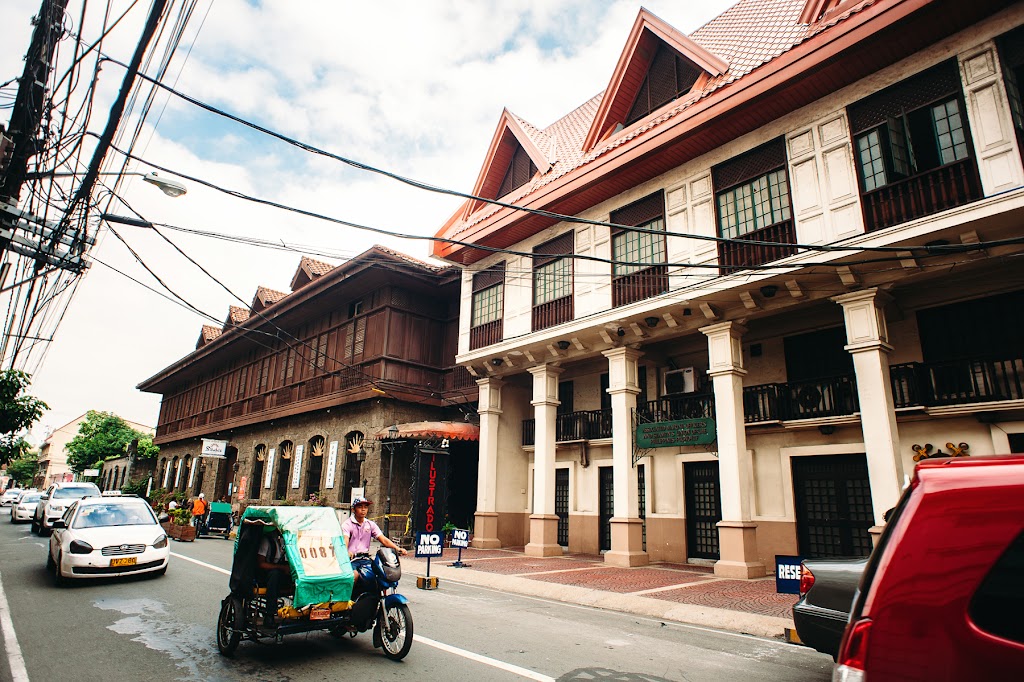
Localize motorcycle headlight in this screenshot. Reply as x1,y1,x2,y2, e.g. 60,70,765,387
153,534,168,549
69,540,94,554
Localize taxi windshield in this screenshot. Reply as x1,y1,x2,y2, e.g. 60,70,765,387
73,502,156,529
53,486,98,500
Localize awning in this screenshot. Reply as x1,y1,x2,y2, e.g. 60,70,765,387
375,421,479,442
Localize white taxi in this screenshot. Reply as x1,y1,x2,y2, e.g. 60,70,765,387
48,495,169,585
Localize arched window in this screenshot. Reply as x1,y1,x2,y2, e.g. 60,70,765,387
158,458,168,489
170,456,181,490
112,466,120,491
251,445,266,499
305,436,326,499
341,432,364,504
181,455,193,492
275,441,293,500
119,466,127,489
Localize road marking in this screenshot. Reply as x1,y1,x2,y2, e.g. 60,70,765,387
172,551,555,679
0,571,29,682
414,635,555,681
170,552,229,575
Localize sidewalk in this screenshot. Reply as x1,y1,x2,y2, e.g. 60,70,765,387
398,546,797,639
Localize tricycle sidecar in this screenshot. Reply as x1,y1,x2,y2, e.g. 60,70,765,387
216,505,412,661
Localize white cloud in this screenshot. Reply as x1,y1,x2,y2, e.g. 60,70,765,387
0,0,736,442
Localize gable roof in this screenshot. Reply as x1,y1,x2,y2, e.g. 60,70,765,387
225,305,250,330
251,286,287,314
197,325,222,349
465,108,554,216
289,255,335,291
432,0,911,263
582,8,729,151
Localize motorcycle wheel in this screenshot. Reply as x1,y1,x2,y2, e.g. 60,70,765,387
377,603,413,661
217,597,243,657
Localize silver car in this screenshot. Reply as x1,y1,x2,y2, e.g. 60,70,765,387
10,491,43,523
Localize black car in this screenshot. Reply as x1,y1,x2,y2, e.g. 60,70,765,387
791,557,866,659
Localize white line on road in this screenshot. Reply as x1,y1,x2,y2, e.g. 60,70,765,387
0,571,30,682
413,635,555,682
170,552,229,575
173,551,556,679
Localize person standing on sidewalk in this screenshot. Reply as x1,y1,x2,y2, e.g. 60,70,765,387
191,492,208,534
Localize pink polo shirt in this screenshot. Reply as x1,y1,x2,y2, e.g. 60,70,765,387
342,516,382,556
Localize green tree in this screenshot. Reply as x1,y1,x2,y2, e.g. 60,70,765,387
65,411,151,473
0,370,48,466
136,436,159,460
6,451,38,486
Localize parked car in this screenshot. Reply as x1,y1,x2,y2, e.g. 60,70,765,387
1,488,23,507
47,495,169,585
792,557,867,659
834,455,1024,681
32,482,101,534
10,491,43,523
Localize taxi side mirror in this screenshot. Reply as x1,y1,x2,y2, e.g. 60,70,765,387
51,519,67,529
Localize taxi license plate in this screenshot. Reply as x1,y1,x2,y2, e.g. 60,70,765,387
310,607,331,621
110,557,137,568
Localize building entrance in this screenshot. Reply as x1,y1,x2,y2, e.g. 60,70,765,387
684,461,721,560
792,454,875,558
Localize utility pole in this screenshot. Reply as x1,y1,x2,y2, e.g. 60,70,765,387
0,0,69,205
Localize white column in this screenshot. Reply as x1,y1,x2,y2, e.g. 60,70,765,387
525,365,563,557
833,289,904,531
473,377,502,549
701,321,764,578
602,347,648,567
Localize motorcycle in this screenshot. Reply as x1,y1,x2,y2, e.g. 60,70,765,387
216,505,413,661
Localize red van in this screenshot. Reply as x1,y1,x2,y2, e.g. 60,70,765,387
834,455,1024,681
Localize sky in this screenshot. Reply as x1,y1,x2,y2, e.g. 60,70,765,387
0,0,736,443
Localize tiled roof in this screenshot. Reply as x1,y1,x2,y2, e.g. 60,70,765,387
255,286,287,305
227,306,250,324
446,0,874,238
374,245,451,272
200,325,222,342
300,256,334,277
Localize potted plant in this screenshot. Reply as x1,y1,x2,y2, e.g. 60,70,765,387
170,507,195,542
442,520,457,547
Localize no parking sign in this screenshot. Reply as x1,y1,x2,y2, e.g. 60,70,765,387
415,532,443,558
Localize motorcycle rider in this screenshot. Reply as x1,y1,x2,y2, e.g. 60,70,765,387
342,496,406,591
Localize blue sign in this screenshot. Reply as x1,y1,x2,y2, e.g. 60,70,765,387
415,532,443,558
450,528,470,549
775,555,803,594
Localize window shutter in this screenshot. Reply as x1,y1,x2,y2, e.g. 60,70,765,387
848,59,961,135
712,137,787,192
533,232,574,268
610,191,666,233
473,262,506,292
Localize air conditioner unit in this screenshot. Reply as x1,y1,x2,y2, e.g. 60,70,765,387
663,367,695,394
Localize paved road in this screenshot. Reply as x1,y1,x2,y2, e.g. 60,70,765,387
0,518,833,682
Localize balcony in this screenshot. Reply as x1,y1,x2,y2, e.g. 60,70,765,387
861,158,982,233
718,219,797,273
532,296,572,332
469,319,502,350
612,265,669,308
638,394,715,421
890,357,1024,407
522,409,613,446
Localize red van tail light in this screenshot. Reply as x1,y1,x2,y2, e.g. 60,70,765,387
799,564,815,596
833,618,872,682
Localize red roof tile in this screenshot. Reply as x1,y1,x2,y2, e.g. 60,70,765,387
227,306,250,325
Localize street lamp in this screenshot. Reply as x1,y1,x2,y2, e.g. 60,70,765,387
382,424,404,538
25,170,187,197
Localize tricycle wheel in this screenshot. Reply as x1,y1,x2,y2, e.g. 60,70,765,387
217,596,243,656
377,603,413,661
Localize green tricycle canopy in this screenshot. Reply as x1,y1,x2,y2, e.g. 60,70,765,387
232,506,354,608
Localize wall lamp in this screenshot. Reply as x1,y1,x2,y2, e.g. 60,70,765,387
818,425,836,435
556,340,570,350
759,285,779,298
357,446,367,463
616,327,626,337
644,316,660,328
26,170,187,197
491,358,504,366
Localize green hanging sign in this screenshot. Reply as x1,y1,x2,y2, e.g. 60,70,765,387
636,418,716,448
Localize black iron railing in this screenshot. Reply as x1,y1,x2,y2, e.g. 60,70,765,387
637,394,715,421
891,357,1024,407
523,408,613,446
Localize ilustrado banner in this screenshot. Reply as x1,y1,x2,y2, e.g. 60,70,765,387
411,446,449,534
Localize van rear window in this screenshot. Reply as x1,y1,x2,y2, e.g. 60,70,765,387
969,531,1024,644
